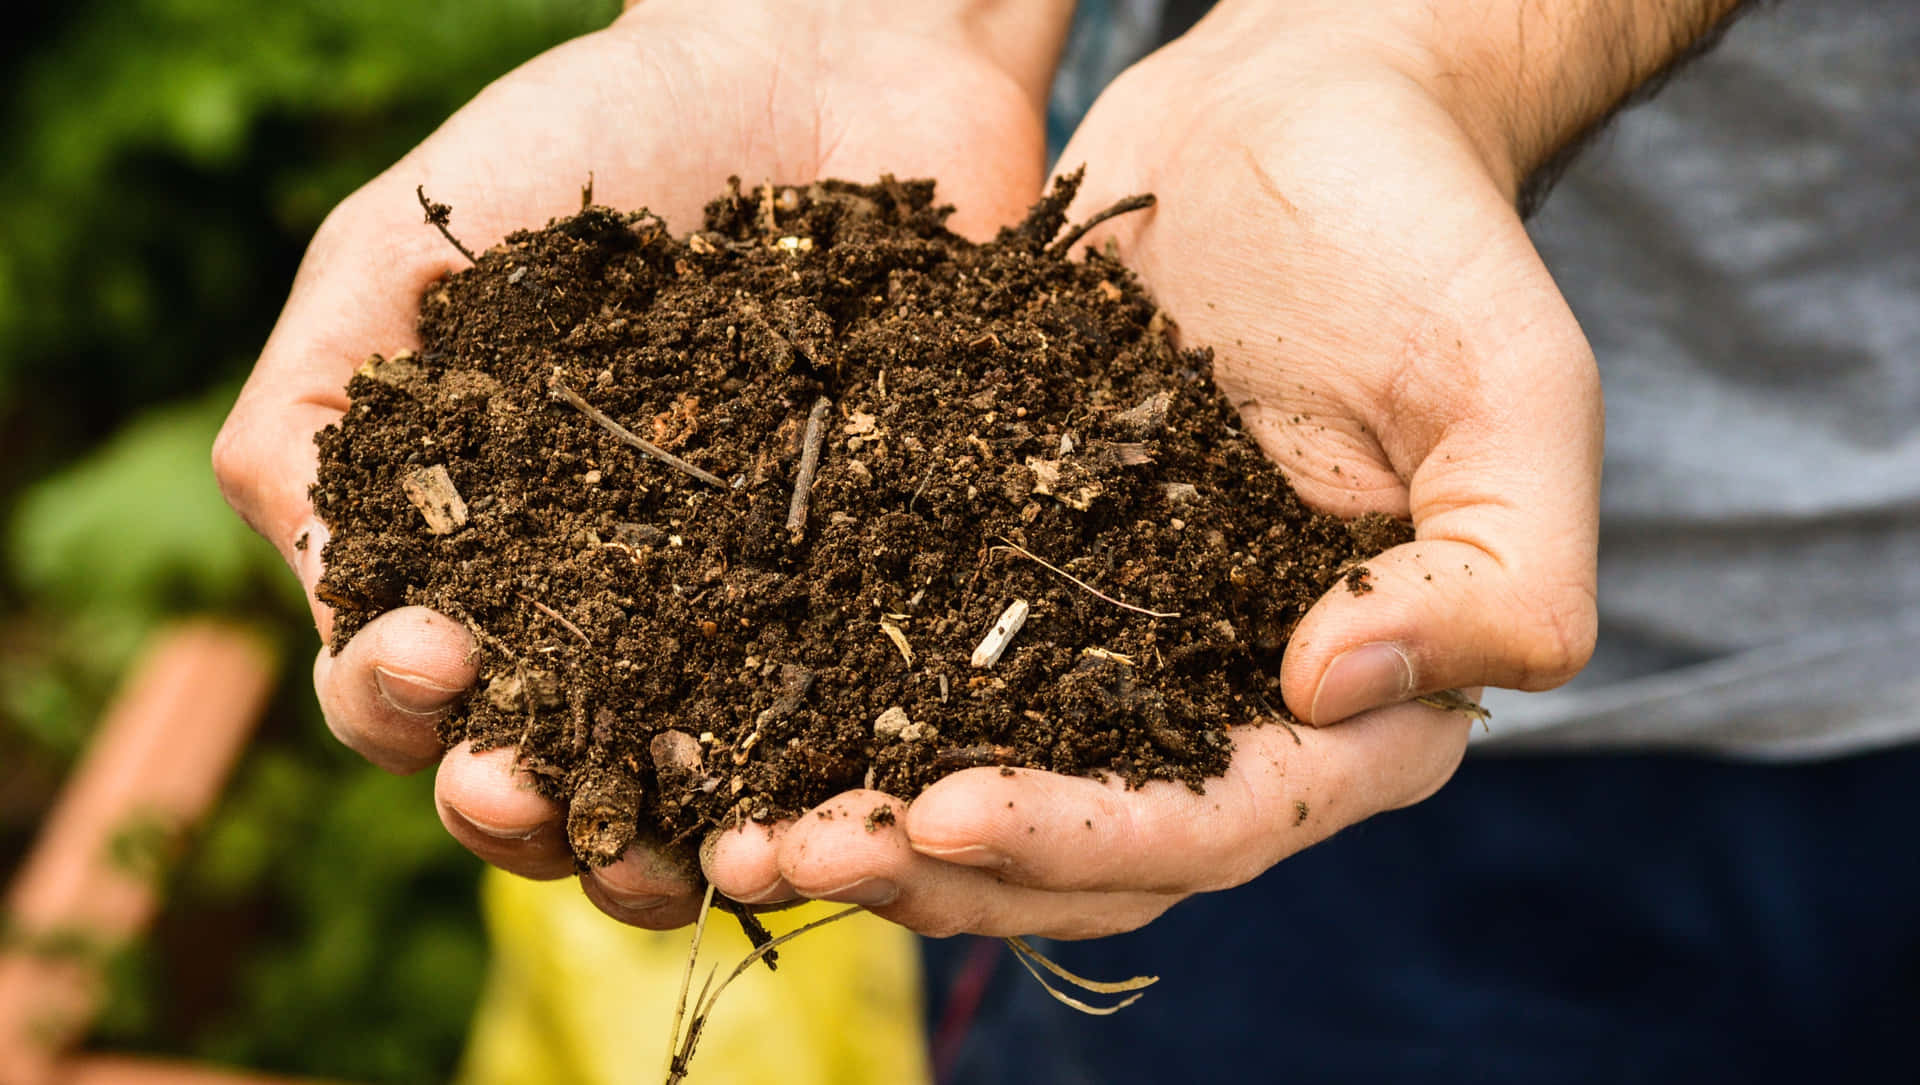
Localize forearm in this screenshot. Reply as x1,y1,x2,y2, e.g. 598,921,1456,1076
1203,0,1748,203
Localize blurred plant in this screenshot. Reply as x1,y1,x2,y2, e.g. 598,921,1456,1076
0,0,617,493
1,1,618,1081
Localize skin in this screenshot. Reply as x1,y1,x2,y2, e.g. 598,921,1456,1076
217,0,1740,938
704,12,1603,938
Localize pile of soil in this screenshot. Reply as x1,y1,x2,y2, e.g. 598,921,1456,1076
312,172,1407,868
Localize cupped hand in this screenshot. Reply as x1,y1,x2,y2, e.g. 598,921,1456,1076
214,0,1060,928
703,11,1601,938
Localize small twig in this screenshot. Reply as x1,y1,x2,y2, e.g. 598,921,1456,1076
930,744,1019,771
415,185,478,265
991,539,1180,619
714,896,779,971
785,397,832,541
1049,193,1156,258
549,378,728,489
514,592,589,644
581,170,595,210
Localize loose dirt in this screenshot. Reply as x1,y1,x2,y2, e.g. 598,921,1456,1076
312,172,1407,867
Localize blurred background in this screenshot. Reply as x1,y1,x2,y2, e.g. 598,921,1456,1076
0,2,617,1080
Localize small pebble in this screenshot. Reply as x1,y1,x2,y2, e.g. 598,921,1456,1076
874,706,911,739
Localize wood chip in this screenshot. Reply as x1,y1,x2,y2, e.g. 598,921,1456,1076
1114,391,1172,436
356,350,421,388
970,599,1030,668
650,730,704,776
401,464,468,534
878,616,914,666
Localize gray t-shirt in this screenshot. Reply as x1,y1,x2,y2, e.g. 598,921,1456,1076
1055,0,1920,760
1481,0,1920,759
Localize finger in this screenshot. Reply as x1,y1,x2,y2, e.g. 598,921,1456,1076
702,820,799,906
774,791,1181,940
314,605,477,772
434,741,574,880
579,872,704,930
580,839,705,930
904,703,1469,895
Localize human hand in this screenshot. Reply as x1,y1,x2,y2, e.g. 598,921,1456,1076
213,0,1070,928
700,2,1612,937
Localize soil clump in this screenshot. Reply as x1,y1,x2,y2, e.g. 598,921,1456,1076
312,172,1407,867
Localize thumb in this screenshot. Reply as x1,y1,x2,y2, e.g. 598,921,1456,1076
212,177,467,638
1280,306,1603,724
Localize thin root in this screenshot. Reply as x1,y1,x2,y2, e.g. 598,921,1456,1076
1004,936,1156,1015
515,592,590,644
664,903,864,1084
991,538,1180,619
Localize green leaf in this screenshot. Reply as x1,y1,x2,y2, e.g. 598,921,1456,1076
9,388,294,616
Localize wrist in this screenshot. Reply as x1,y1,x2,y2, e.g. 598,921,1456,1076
1193,0,1745,204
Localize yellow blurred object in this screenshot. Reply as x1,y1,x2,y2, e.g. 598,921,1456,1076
457,870,932,1085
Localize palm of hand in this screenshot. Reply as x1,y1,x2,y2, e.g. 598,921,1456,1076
215,1,1049,928
705,41,1603,940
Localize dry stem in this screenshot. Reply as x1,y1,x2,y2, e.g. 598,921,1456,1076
785,397,832,541
664,883,718,1083
549,377,728,489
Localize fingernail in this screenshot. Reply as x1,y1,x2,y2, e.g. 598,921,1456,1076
375,665,461,716
1311,643,1414,722
819,877,899,907
731,875,796,905
909,842,1007,869
448,804,542,841
600,888,674,913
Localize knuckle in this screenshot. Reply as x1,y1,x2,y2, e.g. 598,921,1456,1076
1509,582,1598,689
893,906,971,940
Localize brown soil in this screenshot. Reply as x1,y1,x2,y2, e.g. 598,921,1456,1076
311,172,1407,868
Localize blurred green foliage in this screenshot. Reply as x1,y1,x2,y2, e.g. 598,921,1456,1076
1,0,616,1080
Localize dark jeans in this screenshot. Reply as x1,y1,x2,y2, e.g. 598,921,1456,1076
922,747,1920,1083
